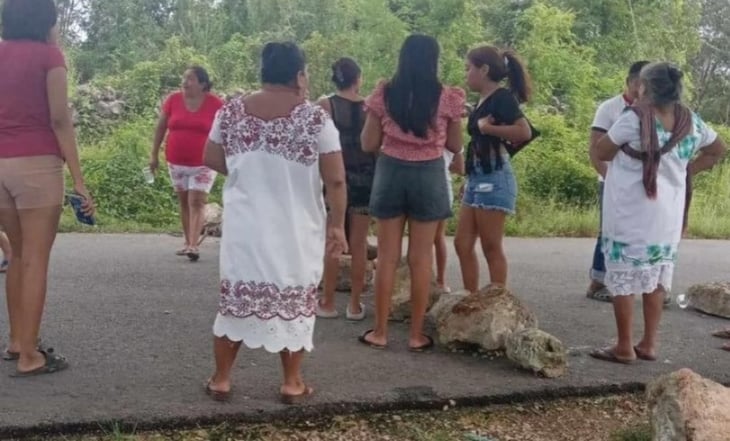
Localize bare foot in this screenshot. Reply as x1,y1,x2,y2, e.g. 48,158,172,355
408,334,434,350
206,374,231,394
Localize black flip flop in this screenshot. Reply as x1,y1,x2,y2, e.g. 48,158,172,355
589,347,635,365
187,250,200,262
633,346,657,361
10,349,68,377
409,335,435,353
358,330,386,350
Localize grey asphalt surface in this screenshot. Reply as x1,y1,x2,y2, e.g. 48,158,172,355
0,234,728,437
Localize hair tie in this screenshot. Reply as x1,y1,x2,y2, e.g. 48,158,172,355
335,67,345,83
503,56,510,68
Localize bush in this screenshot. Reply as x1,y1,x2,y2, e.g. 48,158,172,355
513,112,597,206
80,119,222,229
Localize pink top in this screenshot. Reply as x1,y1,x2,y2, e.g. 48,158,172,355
364,81,465,161
0,41,66,158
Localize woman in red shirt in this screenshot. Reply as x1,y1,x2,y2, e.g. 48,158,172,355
150,67,223,261
0,0,94,376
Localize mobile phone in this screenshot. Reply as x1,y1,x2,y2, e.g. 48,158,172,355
66,192,96,226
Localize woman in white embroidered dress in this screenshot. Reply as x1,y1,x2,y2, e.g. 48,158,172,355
590,63,726,364
202,42,348,403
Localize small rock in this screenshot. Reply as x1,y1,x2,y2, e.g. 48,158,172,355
505,328,568,378
392,415,402,422
647,368,730,441
687,282,730,318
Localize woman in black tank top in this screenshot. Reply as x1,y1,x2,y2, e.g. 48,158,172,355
316,57,375,322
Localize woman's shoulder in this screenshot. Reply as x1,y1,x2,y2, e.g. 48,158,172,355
206,92,225,106
439,85,466,117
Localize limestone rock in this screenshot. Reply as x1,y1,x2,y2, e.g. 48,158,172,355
389,258,443,321
332,255,374,292
647,368,730,441
505,328,567,378
687,282,730,319
202,203,223,237
434,285,538,351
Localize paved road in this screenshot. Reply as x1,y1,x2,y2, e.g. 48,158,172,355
0,235,728,437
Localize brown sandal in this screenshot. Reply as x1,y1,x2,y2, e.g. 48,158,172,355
589,347,635,365
712,329,730,339
280,385,314,405
204,379,231,402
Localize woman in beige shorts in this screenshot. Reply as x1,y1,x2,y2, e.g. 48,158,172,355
0,0,95,376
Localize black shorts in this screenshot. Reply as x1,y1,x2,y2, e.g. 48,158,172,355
369,154,451,222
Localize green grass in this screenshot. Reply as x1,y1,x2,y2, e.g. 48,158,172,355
610,425,652,441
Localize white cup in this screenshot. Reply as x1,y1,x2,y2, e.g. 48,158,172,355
142,166,155,184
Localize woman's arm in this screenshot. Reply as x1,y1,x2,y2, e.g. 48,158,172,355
588,130,608,178
449,151,465,175
203,141,228,176
445,118,464,154
361,113,383,153
689,138,727,176
47,66,93,212
593,133,620,162
478,116,532,144
150,113,168,172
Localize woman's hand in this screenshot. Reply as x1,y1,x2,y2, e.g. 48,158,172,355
326,226,348,259
73,182,96,217
477,115,496,135
149,155,160,174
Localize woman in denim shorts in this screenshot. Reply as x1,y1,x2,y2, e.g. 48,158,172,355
454,46,533,292
359,35,465,351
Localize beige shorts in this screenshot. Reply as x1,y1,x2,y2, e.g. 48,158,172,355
0,155,65,210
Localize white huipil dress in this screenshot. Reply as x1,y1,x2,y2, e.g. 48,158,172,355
602,110,717,296
208,98,341,352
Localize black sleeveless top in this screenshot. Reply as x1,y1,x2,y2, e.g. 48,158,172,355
328,95,376,190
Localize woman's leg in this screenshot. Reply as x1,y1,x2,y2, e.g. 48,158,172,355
362,216,406,347
454,205,479,293
348,212,371,316
280,350,310,396
318,253,339,315
208,336,241,393
475,209,508,286
635,286,665,359
434,220,448,290
14,205,63,372
0,209,23,355
176,191,191,249
611,294,637,359
408,219,440,348
187,190,208,251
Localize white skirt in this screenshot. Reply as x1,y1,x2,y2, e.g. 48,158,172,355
213,313,315,353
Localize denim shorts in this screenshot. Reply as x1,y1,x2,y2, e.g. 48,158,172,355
369,154,451,222
462,158,517,214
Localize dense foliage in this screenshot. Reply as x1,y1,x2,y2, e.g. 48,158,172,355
45,0,730,235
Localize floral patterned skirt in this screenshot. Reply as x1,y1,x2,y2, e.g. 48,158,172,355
602,239,677,296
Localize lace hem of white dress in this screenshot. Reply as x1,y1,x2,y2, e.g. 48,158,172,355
605,264,674,296
212,313,315,353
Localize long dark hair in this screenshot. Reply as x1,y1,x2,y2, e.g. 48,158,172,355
467,46,531,103
385,35,443,139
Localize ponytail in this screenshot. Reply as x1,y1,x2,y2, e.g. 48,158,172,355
502,51,531,104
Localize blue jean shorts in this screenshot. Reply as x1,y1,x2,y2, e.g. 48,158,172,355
462,159,517,214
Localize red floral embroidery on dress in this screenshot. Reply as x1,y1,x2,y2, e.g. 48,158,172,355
217,98,328,166
218,279,318,320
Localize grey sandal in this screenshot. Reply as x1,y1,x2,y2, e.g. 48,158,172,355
10,348,68,377
586,287,612,302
